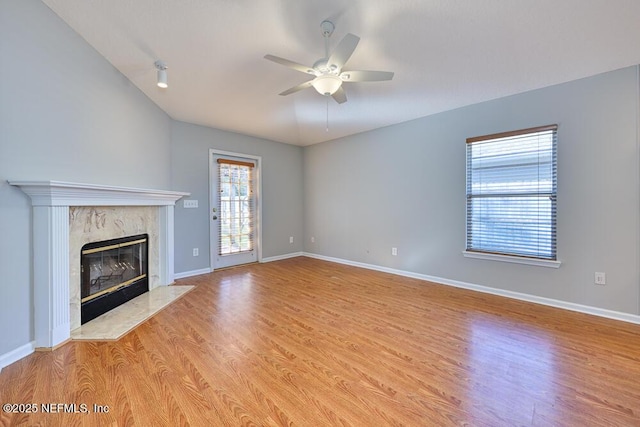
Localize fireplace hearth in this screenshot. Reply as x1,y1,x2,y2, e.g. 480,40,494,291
81,234,149,324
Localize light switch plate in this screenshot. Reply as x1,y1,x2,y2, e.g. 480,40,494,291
184,200,198,208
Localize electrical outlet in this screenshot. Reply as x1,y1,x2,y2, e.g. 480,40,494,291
391,247,398,256
310,236,315,243
595,272,606,285
193,248,199,257
184,200,198,208
289,236,294,244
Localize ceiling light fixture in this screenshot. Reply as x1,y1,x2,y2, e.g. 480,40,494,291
155,60,168,88
311,74,342,96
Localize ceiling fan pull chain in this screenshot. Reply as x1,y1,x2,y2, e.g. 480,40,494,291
326,97,329,132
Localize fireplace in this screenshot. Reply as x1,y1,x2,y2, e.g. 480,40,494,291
9,180,189,349
81,234,149,324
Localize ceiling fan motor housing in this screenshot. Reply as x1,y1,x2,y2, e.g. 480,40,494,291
313,59,338,75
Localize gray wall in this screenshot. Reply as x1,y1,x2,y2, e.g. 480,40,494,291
304,66,640,315
0,0,172,356
171,120,304,273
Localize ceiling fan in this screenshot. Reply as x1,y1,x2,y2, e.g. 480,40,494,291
264,21,394,104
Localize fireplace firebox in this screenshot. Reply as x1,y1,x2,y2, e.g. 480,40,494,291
80,234,149,324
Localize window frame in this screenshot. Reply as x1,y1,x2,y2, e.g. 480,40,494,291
216,158,256,257
463,125,561,268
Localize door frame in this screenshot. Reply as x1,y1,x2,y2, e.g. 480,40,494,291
209,148,262,271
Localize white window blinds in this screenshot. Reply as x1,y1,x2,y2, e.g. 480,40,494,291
466,125,557,260
217,159,255,256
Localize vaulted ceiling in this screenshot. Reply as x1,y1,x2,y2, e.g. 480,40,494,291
42,0,640,146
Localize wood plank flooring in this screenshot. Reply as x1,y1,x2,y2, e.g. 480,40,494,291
1,256,640,426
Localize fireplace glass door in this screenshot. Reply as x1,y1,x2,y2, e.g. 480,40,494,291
80,234,149,323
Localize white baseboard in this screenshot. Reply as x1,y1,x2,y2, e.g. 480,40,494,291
261,252,304,263
174,267,212,280
175,253,304,278
0,341,35,372
302,252,640,326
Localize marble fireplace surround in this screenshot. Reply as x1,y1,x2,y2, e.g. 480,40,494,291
9,181,189,349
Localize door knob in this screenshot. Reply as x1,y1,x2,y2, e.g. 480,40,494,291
212,215,218,220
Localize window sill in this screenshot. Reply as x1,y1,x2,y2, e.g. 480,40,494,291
463,251,561,268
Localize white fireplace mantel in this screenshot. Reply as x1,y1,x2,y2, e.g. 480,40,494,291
9,180,189,206
9,180,189,349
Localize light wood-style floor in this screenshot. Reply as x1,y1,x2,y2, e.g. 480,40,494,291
2,257,640,426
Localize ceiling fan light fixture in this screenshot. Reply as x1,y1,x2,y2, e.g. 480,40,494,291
311,74,342,96
155,60,168,88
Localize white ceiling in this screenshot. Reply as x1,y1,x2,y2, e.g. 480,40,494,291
42,0,640,146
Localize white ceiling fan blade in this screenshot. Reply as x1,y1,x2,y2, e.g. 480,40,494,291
340,70,394,82
279,80,314,96
264,55,317,75
331,86,347,104
327,33,360,70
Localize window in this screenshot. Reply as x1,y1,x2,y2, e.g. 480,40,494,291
465,125,557,263
217,158,255,256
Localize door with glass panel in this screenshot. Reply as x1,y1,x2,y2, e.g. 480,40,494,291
211,155,258,269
